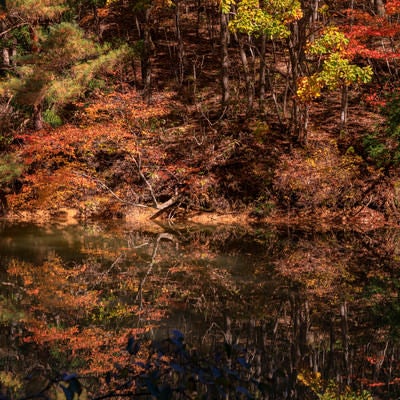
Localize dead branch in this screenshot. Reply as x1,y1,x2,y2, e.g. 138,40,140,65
73,171,150,208
0,22,30,38
150,195,180,220
130,154,181,219
131,154,159,208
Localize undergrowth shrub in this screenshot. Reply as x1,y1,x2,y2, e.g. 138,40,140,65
274,146,362,212
0,153,24,214
363,94,400,168
0,153,24,186
0,102,25,150
43,109,63,127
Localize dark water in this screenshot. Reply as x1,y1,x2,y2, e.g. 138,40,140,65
1,220,400,399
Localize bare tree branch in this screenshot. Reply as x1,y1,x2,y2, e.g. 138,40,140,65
73,170,150,208
130,154,181,219
0,22,30,38
131,154,159,208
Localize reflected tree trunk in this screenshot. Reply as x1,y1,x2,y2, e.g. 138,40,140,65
340,301,350,384
135,233,177,310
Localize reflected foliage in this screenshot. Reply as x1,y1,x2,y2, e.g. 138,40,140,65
1,223,400,398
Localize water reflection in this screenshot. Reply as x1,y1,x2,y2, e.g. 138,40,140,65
1,221,400,398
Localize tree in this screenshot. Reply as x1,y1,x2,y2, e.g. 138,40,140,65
297,26,373,135
1,0,67,64
224,0,303,117
342,1,400,90
220,2,230,111
0,21,133,129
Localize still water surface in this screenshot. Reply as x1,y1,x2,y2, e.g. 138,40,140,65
1,220,400,398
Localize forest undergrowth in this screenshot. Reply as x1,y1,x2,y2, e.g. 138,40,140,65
2,82,395,231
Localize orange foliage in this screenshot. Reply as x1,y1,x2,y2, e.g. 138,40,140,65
9,123,135,212
386,0,400,15
81,90,174,128
23,325,80,345
343,9,400,60
7,89,181,216
8,256,99,315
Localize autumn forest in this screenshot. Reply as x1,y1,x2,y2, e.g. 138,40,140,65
0,0,399,223
2,0,400,399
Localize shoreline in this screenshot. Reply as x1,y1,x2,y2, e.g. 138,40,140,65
2,203,395,233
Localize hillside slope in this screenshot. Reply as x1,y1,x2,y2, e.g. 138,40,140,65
3,85,397,230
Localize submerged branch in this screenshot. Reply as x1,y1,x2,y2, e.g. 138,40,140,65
135,233,177,306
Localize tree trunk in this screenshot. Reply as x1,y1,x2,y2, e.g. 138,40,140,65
340,84,348,132
175,0,185,85
11,44,17,66
220,11,230,110
287,16,308,143
141,7,152,103
309,0,319,42
236,33,253,114
288,22,303,141
298,104,309,145
93,4,101,38
2,47,9,66
34,103,43,130
375,0,385,16
259,34,266,113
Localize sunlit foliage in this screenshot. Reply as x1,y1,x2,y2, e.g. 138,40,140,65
0,22,134,128
226,0,302,38
297,27,373,102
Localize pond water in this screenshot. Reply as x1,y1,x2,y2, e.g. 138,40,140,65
1,220,400,399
